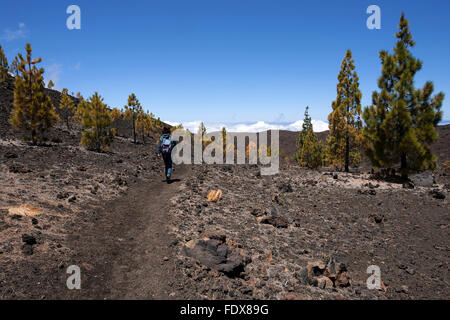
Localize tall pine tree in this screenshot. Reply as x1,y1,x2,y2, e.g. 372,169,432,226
9,43,59,144
294,106,312,163
327,49,363,172
59,88,76,130
294,106,324,168
124,93,140,143
363,14,444,178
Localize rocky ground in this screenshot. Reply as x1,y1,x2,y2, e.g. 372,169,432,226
0,75,448,300
0,133,167,299
168,164,449,300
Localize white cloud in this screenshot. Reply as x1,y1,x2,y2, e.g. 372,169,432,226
1,23,27,41
164,120,329,133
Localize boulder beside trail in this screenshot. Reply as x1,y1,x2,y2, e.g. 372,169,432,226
182,231,250,277
411,173,435,187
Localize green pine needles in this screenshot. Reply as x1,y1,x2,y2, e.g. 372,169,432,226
363,13,444,178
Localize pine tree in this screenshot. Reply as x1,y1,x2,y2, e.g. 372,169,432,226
146,111,155,138
294,106,312,163
136,109,154,144
363,14,444,178
9,56,20,77
109,107,123,137
0,44,8,82
327,49,363,172
59,88,76,130
155,117,163,131
124,93,141,143
300,129,324,169
77,92,115,152
9,43,59,144
294,106,324,168
110,107,123,122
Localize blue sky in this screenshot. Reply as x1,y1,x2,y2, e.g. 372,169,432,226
1,0,449,131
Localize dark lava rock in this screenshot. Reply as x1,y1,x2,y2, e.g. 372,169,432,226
278,182,293,193
403,181,415,189
21,234,37,245
429,189,445,199
271,194,284,205
258,207,289,228
91,185,99,194
114,176,128,186
57,192,70,199
250,208,264,217
304,180,318,186
300,255,351,289
4,152,18,159
370,213,384,224
9,165,31,173
325,256,351,288
405,267,415,275
359,189,376,196
182,234,250,277
411,173,435,187
258,215,289,228
31,218,38,225
21,244,33,255
203,230,227,242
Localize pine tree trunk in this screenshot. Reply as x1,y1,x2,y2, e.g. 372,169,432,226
400,153,408,179
132,113,136,144
31,129,37,145
345,108,350,172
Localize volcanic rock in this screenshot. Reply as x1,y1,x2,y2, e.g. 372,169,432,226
182,233,250,277
429,189,445,199
4,152,18,159
411,173,435,187
21,234,37,245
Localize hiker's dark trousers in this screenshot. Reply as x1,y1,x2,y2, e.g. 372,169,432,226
162,152,172,176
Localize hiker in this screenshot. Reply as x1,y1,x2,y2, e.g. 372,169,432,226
156,127,177,181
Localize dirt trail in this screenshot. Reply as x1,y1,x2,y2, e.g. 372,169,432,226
67,165,189,299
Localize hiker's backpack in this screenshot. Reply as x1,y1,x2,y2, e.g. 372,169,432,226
161,136,172,153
